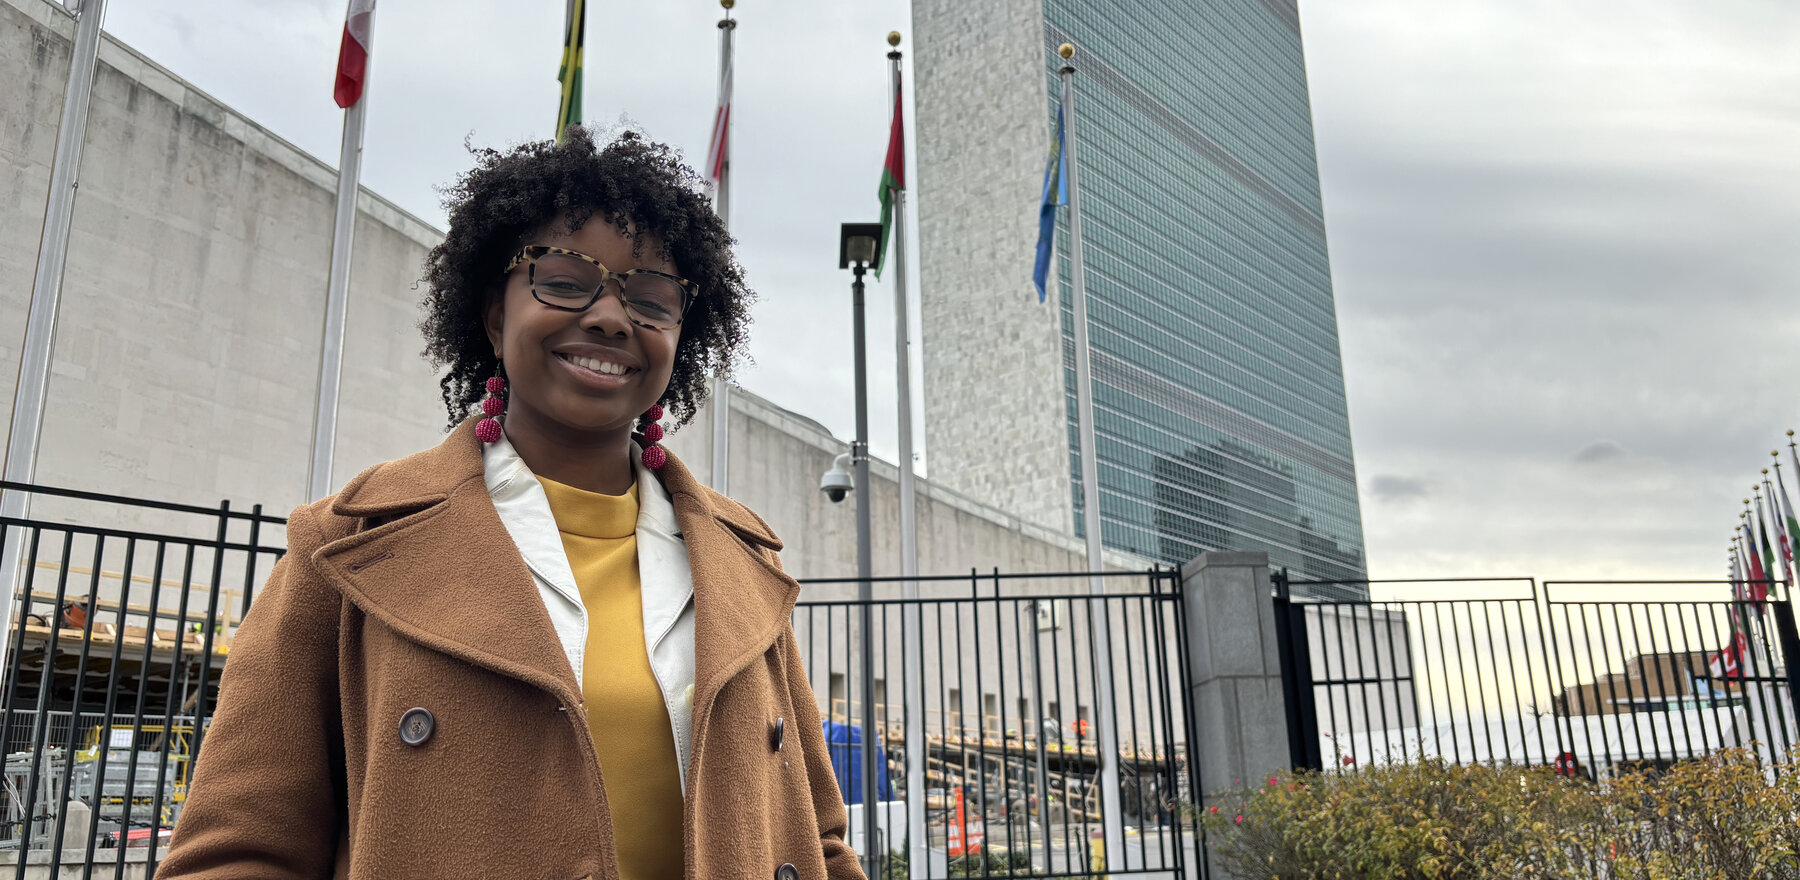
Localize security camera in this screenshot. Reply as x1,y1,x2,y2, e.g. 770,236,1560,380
820,453,854,503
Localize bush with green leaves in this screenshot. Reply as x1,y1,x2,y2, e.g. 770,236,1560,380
1197,749,1800,880
947,849,1034,877
882,845,1045,879
1604,750,1800,879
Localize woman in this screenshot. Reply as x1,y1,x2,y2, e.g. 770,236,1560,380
158,128,864,880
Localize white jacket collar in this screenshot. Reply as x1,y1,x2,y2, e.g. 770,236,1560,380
479,429,698,792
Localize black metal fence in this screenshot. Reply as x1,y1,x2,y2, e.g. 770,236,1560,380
792,568,1206,878
1274,572,1800,778
0,481,1208,878
0,481,285,875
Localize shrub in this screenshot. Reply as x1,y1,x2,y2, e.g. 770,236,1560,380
1196,749,1798,880
882,845,1043,879
947,849,1033,877
1604,749,1800,879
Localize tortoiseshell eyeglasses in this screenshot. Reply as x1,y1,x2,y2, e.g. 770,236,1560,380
505,245,698,331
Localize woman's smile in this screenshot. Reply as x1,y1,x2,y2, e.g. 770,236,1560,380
552,347,640,387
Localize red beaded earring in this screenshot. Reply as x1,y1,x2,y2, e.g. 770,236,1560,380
475,370,506,444
639,404,667,470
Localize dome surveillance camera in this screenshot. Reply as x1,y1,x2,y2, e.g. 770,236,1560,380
820,453,853,503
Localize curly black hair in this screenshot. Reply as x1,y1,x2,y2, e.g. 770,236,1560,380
420,126,752,431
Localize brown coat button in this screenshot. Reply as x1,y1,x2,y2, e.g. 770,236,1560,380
771,716,785,751
775,864,799,880
398,707,435,746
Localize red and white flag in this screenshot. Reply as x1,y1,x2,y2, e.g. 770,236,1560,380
333,0,376,109
703,41,732,189
1709,629,1747,681
1710,550,1750,681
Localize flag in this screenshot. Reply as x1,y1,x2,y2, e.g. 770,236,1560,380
1757,496,1779,586
333,0,376,109
1711,549,1750,682
1710,629,1747,682
1744,517,1770,603
1032,106,1068,303
1777,466,1800,576
556,0,586,141
874,76,904,278
704,25,733,192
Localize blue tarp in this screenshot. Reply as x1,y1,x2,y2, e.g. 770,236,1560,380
822,720,892,804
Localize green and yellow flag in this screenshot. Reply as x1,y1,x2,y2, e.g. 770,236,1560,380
556,0,586,141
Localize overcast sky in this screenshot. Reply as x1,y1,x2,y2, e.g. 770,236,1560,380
96,0,1800,585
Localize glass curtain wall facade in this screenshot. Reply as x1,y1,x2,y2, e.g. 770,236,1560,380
1043,1,1366,585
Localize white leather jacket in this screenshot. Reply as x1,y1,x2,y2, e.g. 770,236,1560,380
481,432,698,792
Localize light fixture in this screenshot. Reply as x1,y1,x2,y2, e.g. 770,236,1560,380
838,223,884,269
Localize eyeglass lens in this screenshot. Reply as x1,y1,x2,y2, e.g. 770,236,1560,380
531,253,686,327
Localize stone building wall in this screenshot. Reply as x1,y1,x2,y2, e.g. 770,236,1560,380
912,0,1074,535
1,0,445,541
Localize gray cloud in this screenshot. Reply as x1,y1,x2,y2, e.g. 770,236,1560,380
1366,474,1430,502
1307,0,1800,579
1574,441,1627,466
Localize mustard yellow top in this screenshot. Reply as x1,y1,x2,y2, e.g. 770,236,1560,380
537,477,683,880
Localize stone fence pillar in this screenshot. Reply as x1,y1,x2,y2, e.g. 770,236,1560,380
1181,551,1292,800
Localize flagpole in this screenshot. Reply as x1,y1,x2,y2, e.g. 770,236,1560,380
1736,506,1778,752
885,31,927,877
1723,543,1741,678
307,17,374,502
1,0,110,676
1057,42,1125,867
1776,453,1799,580
708,0,736,494
1753,485,1797,751
1755,485,1778,590
1760,468,1800,747
556,0,584,141
1788,430,1800,527
1719,542,1744,681
1719,540,1756,743
1763,468,1792,587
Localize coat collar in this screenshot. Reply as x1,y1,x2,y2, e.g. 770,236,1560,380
317,418,797,715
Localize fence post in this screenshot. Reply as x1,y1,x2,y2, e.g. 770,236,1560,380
1179,551,1293,801
1270,571,1321,772
1771,600,1800,731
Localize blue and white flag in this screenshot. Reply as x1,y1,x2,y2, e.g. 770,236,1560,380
1033,105,1068,303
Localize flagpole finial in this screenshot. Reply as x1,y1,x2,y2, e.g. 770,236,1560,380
721,0,734,8
1058,43,1075,60
888,31,901,47
1764,468,1771,475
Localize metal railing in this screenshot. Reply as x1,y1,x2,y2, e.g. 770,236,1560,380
1274,572,1798,779
0,481,284,877
0,482,1209,878
794,568,1204,878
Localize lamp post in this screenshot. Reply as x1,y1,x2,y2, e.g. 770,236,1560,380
838,222,883,878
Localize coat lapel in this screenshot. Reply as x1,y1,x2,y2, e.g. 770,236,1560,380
304,422,796,720
655,455,801,734
313,421,581,706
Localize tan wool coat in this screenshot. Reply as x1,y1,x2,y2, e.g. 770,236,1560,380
157,421,866,880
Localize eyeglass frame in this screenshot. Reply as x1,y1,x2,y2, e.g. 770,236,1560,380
503,245,699,330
